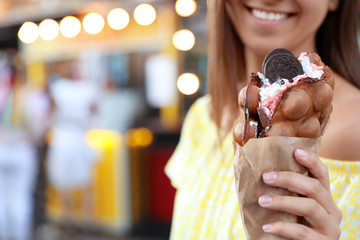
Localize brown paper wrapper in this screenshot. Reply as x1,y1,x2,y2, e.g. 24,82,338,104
233,136,321,240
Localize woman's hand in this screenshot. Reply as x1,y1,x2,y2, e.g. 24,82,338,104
258,149,343,240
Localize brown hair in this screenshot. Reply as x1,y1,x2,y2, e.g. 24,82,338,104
207,0,360,131
207,0,245,132
316,1,360,88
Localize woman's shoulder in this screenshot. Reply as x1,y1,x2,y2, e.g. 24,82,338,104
189,94,211,112
184,94,212,123
320,74,360,161
176,94,216,144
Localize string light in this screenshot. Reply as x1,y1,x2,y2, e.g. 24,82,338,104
134,3,156,26
177,73,200,95
107,8,130,30
18,22,39,44
60,16,81,38
39,19,59,41
175,0,197,17
83,13,105,34
172,29,195,51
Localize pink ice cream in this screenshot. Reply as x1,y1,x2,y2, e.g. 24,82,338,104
258,53,324,118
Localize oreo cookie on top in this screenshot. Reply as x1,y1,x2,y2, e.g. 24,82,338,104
262,48,304,84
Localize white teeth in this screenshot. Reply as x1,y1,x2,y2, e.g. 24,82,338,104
252,9,288,21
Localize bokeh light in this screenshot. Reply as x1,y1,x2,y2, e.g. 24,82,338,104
39,19,59,41
85,129,122,150
18,22,39,44
134,3,156,26
83,13,105,35
175,0,197,17
126,128,153,147
172,29,195,51
107,8,130,30
177,73,200,95
60,16,81,38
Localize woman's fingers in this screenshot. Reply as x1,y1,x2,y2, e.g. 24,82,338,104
260,150,343,239
262,221,329,240
258,195,331,231
262,171,341,220
294,149,343,222
294,149,330,191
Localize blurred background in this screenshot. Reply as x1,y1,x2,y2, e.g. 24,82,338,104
0,1,359,240
0,0,207,239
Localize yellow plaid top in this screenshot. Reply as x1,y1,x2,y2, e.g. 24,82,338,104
165,95,360,240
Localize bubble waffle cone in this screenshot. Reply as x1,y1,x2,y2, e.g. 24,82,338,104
232,50,334,240
233,52,334,146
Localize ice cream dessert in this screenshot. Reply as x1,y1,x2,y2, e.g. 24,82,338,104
234,48,334,146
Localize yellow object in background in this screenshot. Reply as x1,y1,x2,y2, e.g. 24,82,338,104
46,129,131,232
160,103,179,130
27,62,46,89
125,128,153,148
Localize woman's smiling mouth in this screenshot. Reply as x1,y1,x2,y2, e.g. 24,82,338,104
244,5,295,23
252,9,288,21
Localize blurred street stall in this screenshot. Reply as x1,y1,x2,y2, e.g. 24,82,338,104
0,0,210,239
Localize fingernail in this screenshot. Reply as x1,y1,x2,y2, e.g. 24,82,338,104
263,172,277,183
258,195,272,206
262,224,272,232
296,149,308,162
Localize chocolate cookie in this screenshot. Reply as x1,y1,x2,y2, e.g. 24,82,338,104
263,49,304,84
262,48,294,72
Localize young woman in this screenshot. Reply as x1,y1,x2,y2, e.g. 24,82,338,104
166,0,360,239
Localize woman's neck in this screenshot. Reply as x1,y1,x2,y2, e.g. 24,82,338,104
243,49,264,79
